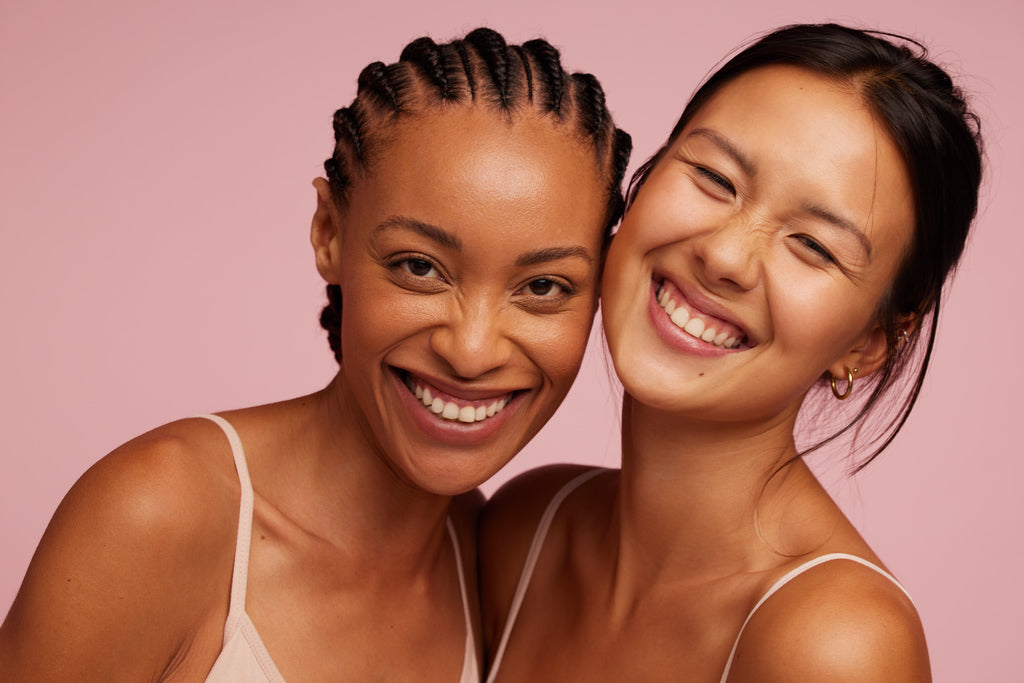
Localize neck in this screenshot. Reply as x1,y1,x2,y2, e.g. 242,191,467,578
269,374,456,579
610,393,815,584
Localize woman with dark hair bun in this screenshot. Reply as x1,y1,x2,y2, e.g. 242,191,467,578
481,23,982,681
0,28,630,681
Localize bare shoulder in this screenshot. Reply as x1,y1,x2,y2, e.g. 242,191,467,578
727,557,930,682
478,464,602,645
0,416,241,681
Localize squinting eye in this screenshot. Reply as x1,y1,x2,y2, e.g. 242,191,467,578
795,236,836,264
695,166,736,195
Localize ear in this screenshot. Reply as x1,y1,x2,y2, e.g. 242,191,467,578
827,313,917,380
311,177,344,284
828,322,889,381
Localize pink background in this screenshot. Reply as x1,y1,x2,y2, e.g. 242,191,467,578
2,1,1019,679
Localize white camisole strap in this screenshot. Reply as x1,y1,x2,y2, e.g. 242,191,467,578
485,468,606,683
447,516,481,683
718,552,914,682
199,414,477,683
199,413,257,640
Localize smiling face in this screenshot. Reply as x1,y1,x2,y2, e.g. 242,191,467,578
312,106,608,495
602,65,915,427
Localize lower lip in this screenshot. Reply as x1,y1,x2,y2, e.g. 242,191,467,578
391,371,523,447
647,281,736,358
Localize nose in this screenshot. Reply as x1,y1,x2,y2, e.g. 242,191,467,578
430,296,514,379
692,214,764,292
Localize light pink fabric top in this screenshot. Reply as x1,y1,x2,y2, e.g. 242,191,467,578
485,468,912,683
200,414,480,683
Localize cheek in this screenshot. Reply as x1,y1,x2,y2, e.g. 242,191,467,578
338,280,434,361
522,310,596,387
771,275,879,361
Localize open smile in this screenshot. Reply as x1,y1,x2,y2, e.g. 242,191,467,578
654,278,750,350
397,370,517,425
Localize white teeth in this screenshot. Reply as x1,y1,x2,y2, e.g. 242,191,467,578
684,318,705,337
657,283,744,349
407,375,512,424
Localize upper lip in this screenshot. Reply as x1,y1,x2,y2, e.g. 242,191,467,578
393,367,524,402
656,273,754,345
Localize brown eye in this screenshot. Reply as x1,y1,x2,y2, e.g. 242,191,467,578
402,258,438,278
528,279,557,296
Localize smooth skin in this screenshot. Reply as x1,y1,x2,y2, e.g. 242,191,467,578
0,106,609,681
481,66,930,681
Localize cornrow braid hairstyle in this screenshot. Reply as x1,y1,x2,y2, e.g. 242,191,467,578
319,28,631,364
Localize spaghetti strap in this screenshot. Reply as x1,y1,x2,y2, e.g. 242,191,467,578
486,468,605,683
446,517,481,683
196,414,255,641
199,414,478,682
718,553,913,682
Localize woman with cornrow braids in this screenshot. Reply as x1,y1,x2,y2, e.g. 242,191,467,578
0,28,630,682
481,24,981,681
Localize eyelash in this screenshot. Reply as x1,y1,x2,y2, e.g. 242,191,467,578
515,277,575,302
794,235,836,264
684,157,846,270
388,255,576,303
388,255,447,287
695,166,736,196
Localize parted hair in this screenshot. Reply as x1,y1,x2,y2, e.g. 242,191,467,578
320,28,632,363
627,23,983,471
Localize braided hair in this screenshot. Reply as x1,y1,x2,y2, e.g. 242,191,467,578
320,28,631,364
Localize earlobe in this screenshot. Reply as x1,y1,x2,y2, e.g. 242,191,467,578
311,177,343,284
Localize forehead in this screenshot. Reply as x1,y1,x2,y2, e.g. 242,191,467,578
348,106,608,244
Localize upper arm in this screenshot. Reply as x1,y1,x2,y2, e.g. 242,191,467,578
0,421,237,682
727,563,930,682
477,465,593,650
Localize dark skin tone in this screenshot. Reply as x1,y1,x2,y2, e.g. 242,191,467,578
0,106,610,681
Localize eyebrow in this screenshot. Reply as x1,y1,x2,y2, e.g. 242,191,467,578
802,203,873,259
685,128,757,178
374,215,593,266
686,128,873,260
515,246,594,268
373,216,462,251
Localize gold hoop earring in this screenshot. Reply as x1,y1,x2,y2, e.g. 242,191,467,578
831,366,857,400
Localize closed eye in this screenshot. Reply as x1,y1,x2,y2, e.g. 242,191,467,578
794,235,836,264
694,166,736,196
